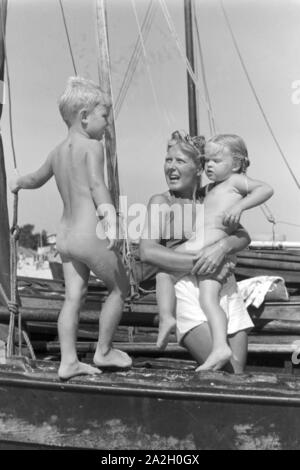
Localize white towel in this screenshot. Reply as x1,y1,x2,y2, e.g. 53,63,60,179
237,276,288,308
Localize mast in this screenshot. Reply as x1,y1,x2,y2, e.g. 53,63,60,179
95,0,120,210
0,0,10,308
184,0,198,136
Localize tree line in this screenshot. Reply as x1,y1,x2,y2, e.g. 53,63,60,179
19,224,48,251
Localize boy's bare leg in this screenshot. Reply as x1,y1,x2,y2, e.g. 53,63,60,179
90,247,132,368
156,272,176,350
58,257,101,380
196,279,232,371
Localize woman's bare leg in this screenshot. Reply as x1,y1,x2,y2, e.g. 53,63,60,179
228,330,248,373
156,272,176,350
58,257,101,380
182,324,247,373
182,323,213,365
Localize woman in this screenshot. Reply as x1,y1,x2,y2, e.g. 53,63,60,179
139,131,253,373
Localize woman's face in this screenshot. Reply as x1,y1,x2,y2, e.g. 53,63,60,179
164,145,200,197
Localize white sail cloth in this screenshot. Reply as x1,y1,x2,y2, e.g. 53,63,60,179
237,276,289,308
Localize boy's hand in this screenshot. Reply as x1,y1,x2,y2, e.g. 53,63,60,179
107,233,123,251
104,215,123,251
9,173,21,194
103,220,117,250
107,237,119,251
223,205,243,227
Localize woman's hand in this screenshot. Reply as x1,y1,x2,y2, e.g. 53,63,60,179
213,260,236,283
191,241,227,275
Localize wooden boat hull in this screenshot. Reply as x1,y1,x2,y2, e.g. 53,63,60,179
0,274,299,449
0,359,300,450
236,249,300,287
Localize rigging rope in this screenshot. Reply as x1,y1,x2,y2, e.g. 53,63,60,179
130,0,171,131
276,220,300,229
115,1,155,116
259,204,276,225
259,204,276,242
115,0,156,118
58,0,78,76
220,0,300,192
193,1,216,136
158,0,218,133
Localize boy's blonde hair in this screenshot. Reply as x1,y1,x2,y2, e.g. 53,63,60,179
58,76,111,127
207,134,250,174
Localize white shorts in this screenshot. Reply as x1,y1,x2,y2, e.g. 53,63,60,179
175,274,254,344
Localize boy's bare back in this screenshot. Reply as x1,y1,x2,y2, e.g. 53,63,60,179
52,134,103,236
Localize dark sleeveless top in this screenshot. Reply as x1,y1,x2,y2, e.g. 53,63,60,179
160,189,204,249
135,189,205,284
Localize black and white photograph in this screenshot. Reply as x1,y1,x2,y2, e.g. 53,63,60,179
0,0,299,452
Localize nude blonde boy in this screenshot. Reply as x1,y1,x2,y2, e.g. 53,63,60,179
10,77,131,379
157,133,273,372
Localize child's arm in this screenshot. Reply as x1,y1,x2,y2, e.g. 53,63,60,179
9,153,54,192
86,140,118,250
223,174,274,226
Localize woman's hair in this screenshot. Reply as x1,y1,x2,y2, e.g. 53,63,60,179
207,134,250,174
167,130,205,170
58,76,111,127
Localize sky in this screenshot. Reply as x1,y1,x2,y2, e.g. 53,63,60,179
2,0,300,241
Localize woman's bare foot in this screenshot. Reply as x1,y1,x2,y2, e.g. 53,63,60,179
156,317,176,350
196,345,232,372
93,347,132,369
58,361,102,380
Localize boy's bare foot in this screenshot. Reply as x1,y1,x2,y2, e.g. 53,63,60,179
58,361,102,380
93,348,132,369
156,317,176,350
195,345,232,372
